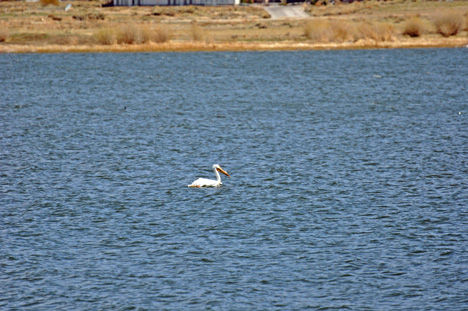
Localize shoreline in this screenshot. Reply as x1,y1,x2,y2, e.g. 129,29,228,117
2,38,467,54
2,1,468,54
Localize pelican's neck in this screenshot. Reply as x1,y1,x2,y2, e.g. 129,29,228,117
213,167,221,182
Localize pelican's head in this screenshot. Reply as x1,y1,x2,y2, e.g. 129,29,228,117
213,164,230,177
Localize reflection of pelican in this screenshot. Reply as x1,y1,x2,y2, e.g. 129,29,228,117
188,164,230,188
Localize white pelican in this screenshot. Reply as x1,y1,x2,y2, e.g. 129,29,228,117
188,164,230,188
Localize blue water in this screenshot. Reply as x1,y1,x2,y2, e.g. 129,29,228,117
1,49,468,310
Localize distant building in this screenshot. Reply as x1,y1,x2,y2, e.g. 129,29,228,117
109,0,240,5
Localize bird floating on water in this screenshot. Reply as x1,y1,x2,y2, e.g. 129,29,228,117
188,164,230,188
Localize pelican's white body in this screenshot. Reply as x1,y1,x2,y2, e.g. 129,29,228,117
188,164,230,188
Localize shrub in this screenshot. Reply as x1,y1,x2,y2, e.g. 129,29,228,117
40,0,59,6
380,24,394,41
330,20,355,42
304,19,372,43
139,25,172,44
87,13,106,21
117,24,142,44
94,28,116,45
261,11,271,19
139,25,152,44
303,19,333,42
403,17,425,37
433,11,464,37
96,24,171,45
465,11,468,31
150,25,173,43
357,22,394,42
0,25,8,42
152,7,175,17
191,24,209,42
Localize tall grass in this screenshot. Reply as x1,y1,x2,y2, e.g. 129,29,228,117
95,24,173,45
464,11,468,32
303,19,394,43
119,24,173,44
139,26,153,44
303,20,333,42
118,24,175,44
303,19,358,43
402,16,425,37
433,11,464,37
94,28,116,45
0,25,8,42
356,22,394,42
191,24,211,42
329,20,354,42
150,25,173,43
117,24,142,44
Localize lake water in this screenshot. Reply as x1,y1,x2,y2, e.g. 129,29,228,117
1,48,468,310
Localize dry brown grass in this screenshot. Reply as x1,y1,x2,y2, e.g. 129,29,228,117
304,19,358,43
356,22,394,42
433,10,464,37
0,25,8,42
191,24,211,43
329,20,355,42
118,24,174,44
117,24,142,44
94,28,116,45
138,25,173,44
304,1,373,17
150,25,173,43
93,24,173,45
39,0,59,6
465,11,468,31
402,17,425,37
304,19,394,43
303,20,333,42
139,25,152,44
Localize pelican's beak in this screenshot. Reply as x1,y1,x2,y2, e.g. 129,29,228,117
217,167,230,177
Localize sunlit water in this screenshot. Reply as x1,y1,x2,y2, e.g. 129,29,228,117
1,49,468,310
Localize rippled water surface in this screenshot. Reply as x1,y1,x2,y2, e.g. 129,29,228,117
1,49,468,310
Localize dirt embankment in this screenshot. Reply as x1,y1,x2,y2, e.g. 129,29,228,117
1,0,467,53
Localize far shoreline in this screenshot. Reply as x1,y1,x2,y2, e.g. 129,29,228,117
2,0,468,54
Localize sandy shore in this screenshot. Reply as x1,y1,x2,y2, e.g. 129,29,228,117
2,38,468,54
0,37,468,53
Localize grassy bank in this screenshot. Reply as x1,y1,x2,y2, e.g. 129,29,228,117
1,0,467,53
